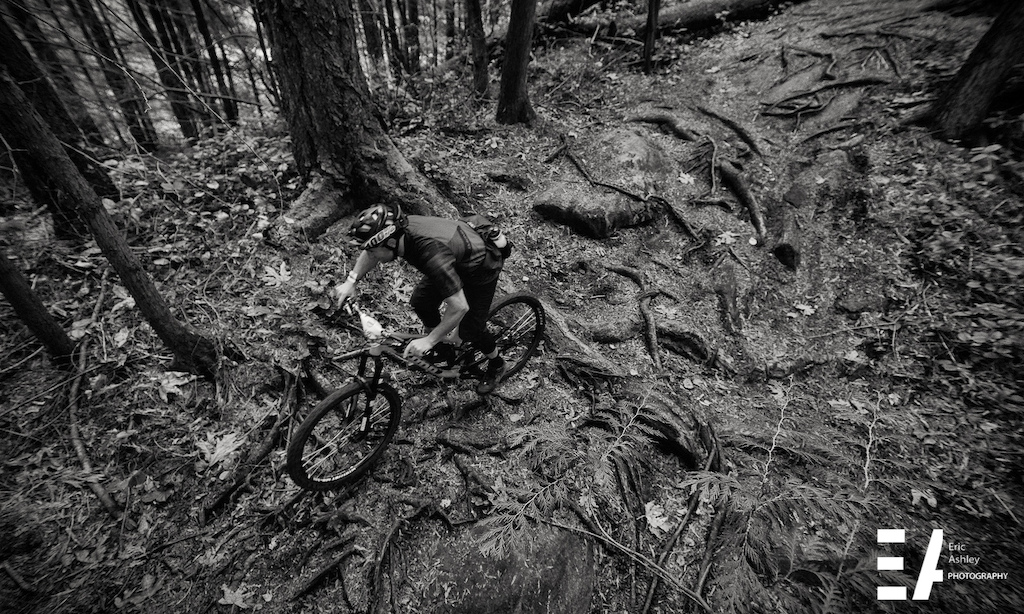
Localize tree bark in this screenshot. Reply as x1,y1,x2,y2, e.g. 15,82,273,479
254,0,456,237
69,0,159,151
465,0,489,97
934,2,1024,142
0,13,117,239
0,250,76,365
496,0,537,125
0,66,218,376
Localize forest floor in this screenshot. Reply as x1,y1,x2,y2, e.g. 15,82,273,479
2,0,1023,613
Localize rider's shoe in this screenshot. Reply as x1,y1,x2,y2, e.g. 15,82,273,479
475,356,506,395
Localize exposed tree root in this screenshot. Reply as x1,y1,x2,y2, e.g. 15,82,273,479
626,109,700,141
605,264,666,372
289,544,363,602
694,105,764,156
717,159,768,244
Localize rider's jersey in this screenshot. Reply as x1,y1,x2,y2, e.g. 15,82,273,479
402,215,503,297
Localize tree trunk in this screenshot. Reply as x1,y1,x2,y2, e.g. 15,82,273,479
357,0,387,65
0,66,218,376
0,13,116,239
934,3,1024,142
3,0,105,145
383,0,409,80
496,0,537,125
538,0,602,24
643,0,660,74
405,0,421,72
465,0,488,97
43,0,125,146
127,0,202,140
445,0,457,60
254,0,456,237
190,0,238,122
0,250,76,365
167,0,216,128
69,0,159,151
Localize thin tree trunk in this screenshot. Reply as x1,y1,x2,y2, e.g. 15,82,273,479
357,0,386,65
190,0,238,122
934,3,1024,142
383,0,408,80
3,0,105,145
251,0,281,106
127,0,202,140
167,0,216,127
405,0,421,72
643,0,660,74
496,0,537,125
69,0,159,151
42,0,125,146
0,13,116,238
445,0,456,60
0,250,76,366
465,0,488,98
0,66,218,376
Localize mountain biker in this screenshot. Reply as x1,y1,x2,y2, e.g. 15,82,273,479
330,203,509,395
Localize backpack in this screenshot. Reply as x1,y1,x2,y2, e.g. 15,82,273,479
460,214,513,260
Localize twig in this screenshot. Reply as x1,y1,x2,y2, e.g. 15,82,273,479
1,561,35,593
803,320,901,339
0,362,109,420
200,370,297,524
67,270,123,521
640,451,716,614
693,505,727,597
560,501,712,613
0,346,43,378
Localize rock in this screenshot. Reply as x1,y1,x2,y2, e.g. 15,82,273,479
533,129,672,238
533,179,658,239
395,525,596,614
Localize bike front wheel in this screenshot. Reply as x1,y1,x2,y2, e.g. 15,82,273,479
487,292,546,381
286,382,402,491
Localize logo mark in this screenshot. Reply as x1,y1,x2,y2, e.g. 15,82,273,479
877,528,943,600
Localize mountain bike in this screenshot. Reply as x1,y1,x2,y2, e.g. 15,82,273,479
285,292,545,491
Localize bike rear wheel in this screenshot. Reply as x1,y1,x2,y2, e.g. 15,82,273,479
286,382,402,491
487,292,545,380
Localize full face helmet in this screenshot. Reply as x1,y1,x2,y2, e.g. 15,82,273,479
348,203,406,251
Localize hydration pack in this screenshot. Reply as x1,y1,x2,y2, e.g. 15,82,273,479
461,214,513,259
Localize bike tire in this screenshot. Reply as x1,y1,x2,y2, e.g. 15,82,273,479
487,292,545,380
286,381,402,491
